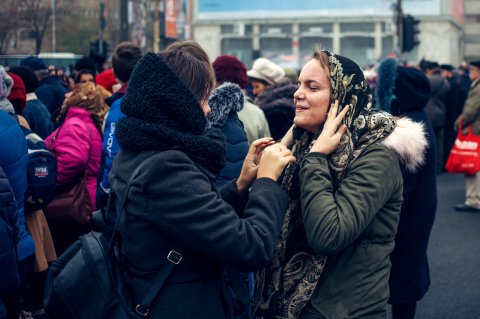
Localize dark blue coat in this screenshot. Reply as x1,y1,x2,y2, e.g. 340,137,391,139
388,108,438,303
0,111,35,261
216,113,249,188
35,76,67,117
0,165,20,309
100,97,125,191
23,98,54,139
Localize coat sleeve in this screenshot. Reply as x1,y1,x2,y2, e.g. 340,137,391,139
457,84,480,128
299,146,400,255
136,152,289,271
50,120,91,186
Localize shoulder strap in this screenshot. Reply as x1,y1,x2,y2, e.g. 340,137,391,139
107,153,185,317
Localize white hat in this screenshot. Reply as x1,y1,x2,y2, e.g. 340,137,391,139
247,58,285,85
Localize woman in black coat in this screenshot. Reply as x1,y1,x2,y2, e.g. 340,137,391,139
111,41,296,319
376,58,437,319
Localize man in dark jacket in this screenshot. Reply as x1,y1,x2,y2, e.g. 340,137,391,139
104,42,143,107
20,56,67,124
96,42,143,212
423,61,451,175
377,58,437,319
440,64,467,169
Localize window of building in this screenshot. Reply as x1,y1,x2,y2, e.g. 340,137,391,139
221,38,253,66
260,37,294,68
341,22,375,33
340,36,375,68
300,23,333,34
260,24,292,35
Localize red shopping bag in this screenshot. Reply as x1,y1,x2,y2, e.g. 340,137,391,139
445,119,480,175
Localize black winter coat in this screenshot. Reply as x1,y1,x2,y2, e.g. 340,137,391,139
389,109,437,303
111,150,289,319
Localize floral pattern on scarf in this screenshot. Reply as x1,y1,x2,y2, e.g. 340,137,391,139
254,51,396,319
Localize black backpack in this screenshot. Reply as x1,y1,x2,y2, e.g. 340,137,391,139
20,126,57,211
44,154,184,319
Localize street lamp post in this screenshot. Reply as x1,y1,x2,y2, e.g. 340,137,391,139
51,0,56,52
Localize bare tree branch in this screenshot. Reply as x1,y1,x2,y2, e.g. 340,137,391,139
19,0,53,54
0,0,20,54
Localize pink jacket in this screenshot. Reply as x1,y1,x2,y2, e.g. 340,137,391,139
45,107,102,210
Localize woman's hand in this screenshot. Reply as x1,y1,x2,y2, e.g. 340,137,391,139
257,144,296,181
236,138,276,194
310,100,349,155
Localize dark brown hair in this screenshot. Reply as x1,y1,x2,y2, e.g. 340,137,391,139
312,46,331,81
74,68,96,84
157,40,215,103
112,42,143,83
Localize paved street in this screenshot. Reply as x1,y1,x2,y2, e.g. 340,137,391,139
389,173,480,318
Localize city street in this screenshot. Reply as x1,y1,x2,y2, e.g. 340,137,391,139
389,173,480,318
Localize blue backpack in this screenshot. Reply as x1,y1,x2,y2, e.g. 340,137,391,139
20,126,58,211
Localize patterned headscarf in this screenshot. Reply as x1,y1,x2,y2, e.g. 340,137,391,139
255,51,396,319
59,82,108,129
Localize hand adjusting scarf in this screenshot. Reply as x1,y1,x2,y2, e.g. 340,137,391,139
255,51,396,319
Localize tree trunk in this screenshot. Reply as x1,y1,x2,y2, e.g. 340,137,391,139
35,34,43,54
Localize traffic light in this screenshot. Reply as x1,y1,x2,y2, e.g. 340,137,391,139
89,39,110,72
402,15,420,52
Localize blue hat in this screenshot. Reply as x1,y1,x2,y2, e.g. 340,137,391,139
20,56,47,71
376,58,431,115
470,60,480,69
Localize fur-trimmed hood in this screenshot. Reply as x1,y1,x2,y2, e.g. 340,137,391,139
207,82,244,128
381,116,428,172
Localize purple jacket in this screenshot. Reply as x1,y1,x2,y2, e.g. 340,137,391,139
45,107,102,210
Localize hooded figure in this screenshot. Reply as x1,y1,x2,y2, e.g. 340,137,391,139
207,82,250,187
376,57,435,319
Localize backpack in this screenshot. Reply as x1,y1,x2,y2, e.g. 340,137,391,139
44,155,184,319
20,126,57,211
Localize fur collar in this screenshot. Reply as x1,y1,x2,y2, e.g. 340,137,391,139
381,116,427,172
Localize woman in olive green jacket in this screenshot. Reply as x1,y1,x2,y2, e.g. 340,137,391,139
255,49,427,319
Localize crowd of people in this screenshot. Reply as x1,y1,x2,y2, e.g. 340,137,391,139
0,38,479,319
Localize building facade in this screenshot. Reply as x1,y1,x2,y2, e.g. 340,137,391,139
464,0,480,62
192,0,465,68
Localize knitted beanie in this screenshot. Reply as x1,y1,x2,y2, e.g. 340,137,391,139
95,68,117,93
7,72,26,113
212,55,248,89
20,56,47,71
9,66,40,94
